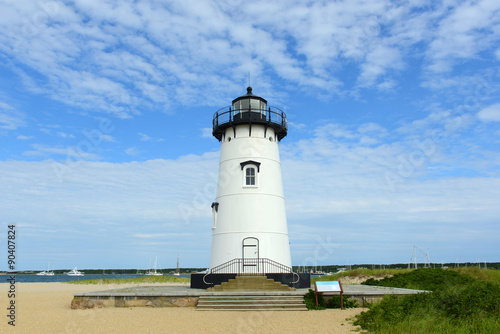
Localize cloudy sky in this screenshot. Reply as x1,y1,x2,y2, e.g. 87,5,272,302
1,0,499,271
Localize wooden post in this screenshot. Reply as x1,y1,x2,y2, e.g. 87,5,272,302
314,281,319,307
339,280,344,310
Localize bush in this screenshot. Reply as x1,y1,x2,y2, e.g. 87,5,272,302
354,269,500,333
303,289,358,310
361,268,475,291
304,289,325,310
325,295,358,309
437,280,500,320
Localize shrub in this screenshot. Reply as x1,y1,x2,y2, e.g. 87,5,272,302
437,280,500,319
325,295,358,309
361,268,475,291
303,289,358,310
304,289,325,310
354,269,500,333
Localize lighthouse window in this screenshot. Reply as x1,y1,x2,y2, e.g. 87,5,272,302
246,168,256,185
241,161,260,187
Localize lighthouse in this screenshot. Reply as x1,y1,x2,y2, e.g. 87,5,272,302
209,86,291,269
187,86,313,290
190,87,308,289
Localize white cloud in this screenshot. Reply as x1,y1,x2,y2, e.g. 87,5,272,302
5,0,498,117
3,121,499,268
23,144,100,160
0,0,497,122
125,146,140,156
56,132,75,139
201,128,212,138
477,103,500,122
139,132,163,142
358,44,403,87
139,133,152,141
1,0,500,268
17,135,35,140
358,123,387,134
0,155,218,268
102,134,115,142
425,0,500,73
0,101,25,130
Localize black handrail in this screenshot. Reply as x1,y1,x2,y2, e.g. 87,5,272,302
203,258,300,285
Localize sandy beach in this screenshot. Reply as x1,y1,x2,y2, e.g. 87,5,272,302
1,282,364,333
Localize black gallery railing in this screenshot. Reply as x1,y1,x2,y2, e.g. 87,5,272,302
213,106,288,131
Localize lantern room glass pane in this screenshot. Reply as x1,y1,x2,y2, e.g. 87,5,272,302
250,99,260,110
240,99,250,110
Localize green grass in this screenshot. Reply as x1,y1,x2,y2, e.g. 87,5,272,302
353,268,500,333
312,268,412,283
312,267,500,285
362,268,475,291
65,275,190,285
452,267,500,284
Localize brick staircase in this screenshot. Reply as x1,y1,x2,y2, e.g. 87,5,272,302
196,276,307,311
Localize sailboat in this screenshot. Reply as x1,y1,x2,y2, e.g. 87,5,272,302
36,262,55,276
145,256,162,276
173,255,180,276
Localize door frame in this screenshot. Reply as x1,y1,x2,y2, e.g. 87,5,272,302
242,237,259,273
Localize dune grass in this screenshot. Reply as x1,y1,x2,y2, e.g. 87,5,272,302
452,266,500,284
353,268,500,333
312,266,500,284
312,268,413,283
65,275,190,285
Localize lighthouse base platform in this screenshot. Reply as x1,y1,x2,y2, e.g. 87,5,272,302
190,273,311,289
71,284,427,309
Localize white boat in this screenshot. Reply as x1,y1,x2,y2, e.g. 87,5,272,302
145,257,163,276
36,262,55,276
66,267,84,276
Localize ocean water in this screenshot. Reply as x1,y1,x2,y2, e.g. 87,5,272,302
3,274,191,283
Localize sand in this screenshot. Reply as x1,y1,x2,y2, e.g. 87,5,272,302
1,282,365,333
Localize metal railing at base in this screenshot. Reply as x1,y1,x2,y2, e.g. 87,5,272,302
203,258,300,285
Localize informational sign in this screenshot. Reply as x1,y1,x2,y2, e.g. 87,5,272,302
314,280,344,309
315,281,342,292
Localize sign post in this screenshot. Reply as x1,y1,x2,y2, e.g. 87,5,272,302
314,280,344,309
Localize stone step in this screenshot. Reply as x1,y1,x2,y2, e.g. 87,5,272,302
198,299,303,305
200,295,301,300
197,308,307,311
197,304,307,310
212,287,293,291
196,294,307,311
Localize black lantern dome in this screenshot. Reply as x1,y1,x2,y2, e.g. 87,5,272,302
212,87,287,141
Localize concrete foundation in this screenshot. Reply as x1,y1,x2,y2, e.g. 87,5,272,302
71,284,427,309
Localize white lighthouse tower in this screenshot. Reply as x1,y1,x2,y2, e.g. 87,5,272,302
208,87,292,275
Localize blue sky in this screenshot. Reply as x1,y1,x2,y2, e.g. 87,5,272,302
1,0,499,271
